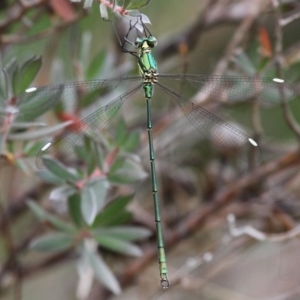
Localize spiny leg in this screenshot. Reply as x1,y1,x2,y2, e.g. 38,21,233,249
140,16,152,38
104,15,140,57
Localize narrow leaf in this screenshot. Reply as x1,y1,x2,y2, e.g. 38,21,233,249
68,194,84,227
124,0,151,10
93,194,133,227
89,179,108,211
109,154,147,184
86,51,105,80
27,200,75,232
81,185,98,225
30,232,74,252
122,131,139,152
115,119,127,147
16,84,64,121
11,121,46,129
24,140,46,156
8,121,73,141
94,235,142,257
82,241,121,294
49,185,77,201
36,169,65,185
232,52,256,75
42,156,80,182
16,56,42,94
5,59,18,93
92,226,151,241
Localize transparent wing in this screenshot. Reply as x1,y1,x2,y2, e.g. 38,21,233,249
156,81,260,161
15,76,142,121
158,74,295,104
20,77,143,169
157,74,295,160
36,83,143,169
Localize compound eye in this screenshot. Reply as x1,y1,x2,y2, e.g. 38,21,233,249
147,36,157,48
135,38,143,48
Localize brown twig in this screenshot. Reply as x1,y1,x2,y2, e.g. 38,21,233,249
1,11,84,45
280,3,300,26
271,0,300,140
0,202,23,300
227,213,300,241
0,0,48,31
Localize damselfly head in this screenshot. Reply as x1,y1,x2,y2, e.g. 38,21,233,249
135,36,157,49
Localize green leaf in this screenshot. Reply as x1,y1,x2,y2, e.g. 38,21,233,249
258,57,269,72
0,62,7,101
30,232,74,252
36,169,65,185
80,31,92,68
122,131,139,152
42,157,80,182
115,119,127,147
108,155,123,175
124,0,151,10
81,179,108,225
93,194,133,227
24,141,45,156
14,56,42,95
49,185,77,201
68,194,84,227
11,121,46,129
286,62,300,82
27,200,75,232
14,158,28,173
4,59,18,94
8,121,72,141
108,154,147,184
89,179,108,211
86,51,106,80
232,52,256,75
92,226,151,241
94,235,142,257
16,84,64,121
88,143,103,175
81,184,98,225
77,137,103,175
82,242,121,295
110,211,132,226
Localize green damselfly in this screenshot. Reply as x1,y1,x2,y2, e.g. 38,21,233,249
15,20,295,288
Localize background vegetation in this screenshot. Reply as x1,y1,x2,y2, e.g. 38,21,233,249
0,0,300,299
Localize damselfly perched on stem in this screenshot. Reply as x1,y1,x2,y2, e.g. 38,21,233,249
14,18,295,288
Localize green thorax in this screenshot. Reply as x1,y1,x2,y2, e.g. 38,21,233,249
136,36,158,99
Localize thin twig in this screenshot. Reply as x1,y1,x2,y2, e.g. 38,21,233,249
192,0,268,105
271,0,300,140
280,4,300,26
0,0,47,30
227,213,300,242
1,12,84,45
